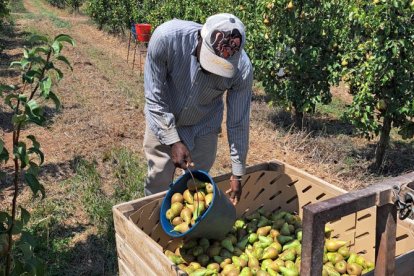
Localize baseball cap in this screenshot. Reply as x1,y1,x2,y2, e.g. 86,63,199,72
200,13,246,78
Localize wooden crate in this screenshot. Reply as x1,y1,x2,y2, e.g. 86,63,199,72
113,160,414,275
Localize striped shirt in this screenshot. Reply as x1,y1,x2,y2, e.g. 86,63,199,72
144,19,253,176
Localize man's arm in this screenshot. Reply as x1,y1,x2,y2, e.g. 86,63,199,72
225,57,253,204
144,28,181,146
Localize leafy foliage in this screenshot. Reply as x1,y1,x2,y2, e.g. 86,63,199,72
0,34,74,275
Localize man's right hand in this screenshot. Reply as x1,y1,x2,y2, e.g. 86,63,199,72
170,141,193,169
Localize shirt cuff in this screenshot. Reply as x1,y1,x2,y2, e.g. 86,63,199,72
231,161,246,176
162,128,181,145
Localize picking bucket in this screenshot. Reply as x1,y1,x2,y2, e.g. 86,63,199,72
135,23,151,42
160,170,236,240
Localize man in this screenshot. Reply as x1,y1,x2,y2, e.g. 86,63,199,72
143,13,253,205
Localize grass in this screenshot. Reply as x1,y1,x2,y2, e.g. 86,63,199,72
9,0,27,13
31,0,71,29
25,147,146,275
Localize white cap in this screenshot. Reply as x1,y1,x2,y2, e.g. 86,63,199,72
200,13,246,78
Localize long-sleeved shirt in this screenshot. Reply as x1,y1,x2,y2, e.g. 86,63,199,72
144,19,253,176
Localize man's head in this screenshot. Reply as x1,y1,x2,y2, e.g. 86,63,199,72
199,13,246,78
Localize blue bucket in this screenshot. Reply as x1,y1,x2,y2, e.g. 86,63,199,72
160,170,236,240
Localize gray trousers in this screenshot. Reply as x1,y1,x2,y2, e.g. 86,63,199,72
143,125,218,196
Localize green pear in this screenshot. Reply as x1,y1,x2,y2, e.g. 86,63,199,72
189,261,201,270
248,233,258,244
346,263,363,275
199,238,210,251
234,219,246,229
183,189,194,204
327,252,344,264
167,254,185,265
236,235,249,250
221,237,234,252
192,201,206,220
337,245,350,259
182,239,197,249
219,248,233,259
232,255,247,268
248,255,260,268
261,247,279,260
324,265,340,276
282,240,301,251
233,247,244,257
277,235,294,245
267,267,278,276
280,223,291,236
258,236,273,247
324,226,333,239
193,191,205,202
284,260,295,269
192,246,204,257
355,255,366,268
166,209,175,220
227,233,238,245
256,270,270,276
204,193,213,207
296,230,302,242
269,242,282,253
207,245,221,258
196,254,209,267
347,252,358,264
240,267,253,276
246,221,258,233
334,260,347,274
171,192,184,204
213,255,224,264
279,266,299,276
279,248,296,262
246,211,261,221
205,183,214,193
271,211,287,221
257,216,272,227
325,239,349,252
222,264,238,275
173,222,189,234
171,202,184,216
269,229,280,239
207,262,220,272
272,219,285,230
261,259,273,270
257,226,272,236
220,258,231,269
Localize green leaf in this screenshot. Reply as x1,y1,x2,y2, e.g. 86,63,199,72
18,94,27,103
27,135,40,149
20,207,31,225
54,34,75,46
0,211,11,230
32,46,50,55
28,147,44,165
23,70,42,83
0,140,9,163
10,61,22,68
4,93,19,109
48,91,61,110
12,219,23,234
20,231,37,247
18,242,33,259
51,67,64,80
24,172,45,198
51,41,63,55
27,161,40,177
56,55,73,70
25,100,45,125
14,142,29,168
0,84,17,97
12,114,28,125
40,77,52,98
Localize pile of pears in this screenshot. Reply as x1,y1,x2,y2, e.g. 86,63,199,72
164,207,375,276
166,179,214,234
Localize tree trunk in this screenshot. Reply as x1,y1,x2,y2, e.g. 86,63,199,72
294,109,304,130
374,115,392,171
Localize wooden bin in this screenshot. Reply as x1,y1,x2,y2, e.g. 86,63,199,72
113,161,414,276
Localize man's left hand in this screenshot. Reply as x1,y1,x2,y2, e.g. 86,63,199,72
226,175,242,205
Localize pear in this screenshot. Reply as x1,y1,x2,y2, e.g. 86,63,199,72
192,246,204,257
222,264,238,275
280,223,291,236
193,191,205,202
182,239,197,249
181,253,195,263
272,219,286,230
284,260,295,269
213,255,224,264
324,226,334,239
220,248,233,259
347,252,358,264
166,209,175,220
186,203,195,212
279,248,296,261
258,236,273,247
240,267,253,276
246,211,261,220
206,183,214,193
219,257,231,269
257,226,272,236
171,193,184,204
207,262,220,272
234,219,246,229
199,238,210,250
172,216,183,226
237,228,248,240
233,247,244,257
207,245,221,258
248,233,258,244
173,222,189,233
256,270,270,276
334,260,347,274
180,208,193,224
252,246,264,259
261,247,279,260
171,202,184,216
196,254,209,267
269,242,282,253
327,252,344,264
187,178,206,191
236,235,249,250
282,240,300,251
346,263,363,275
355,255,366,268
247,255,260,268
279,266,299,276
257,216,272,227
277,235,293,245
296,230,302,242
232,255,247,268
204,193,213,207
221,237,234,252
246,221,258,233
261,259,273,270
362,266,374,274
267,267,278,276
166,253,185,265
189,268,209,276
183,189,194,204
324,265,341,276
270,211,287,221
269,229,280,239
325,239,349,252
337,245,350,259
366,260,375,269
189,262,202,270
227,234,238,245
